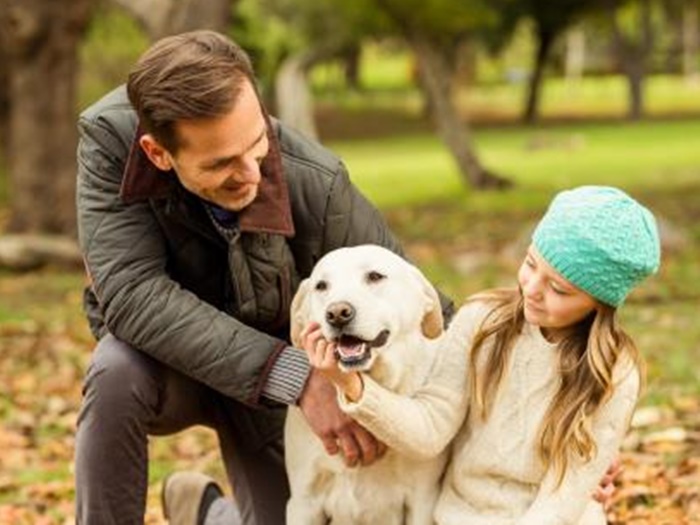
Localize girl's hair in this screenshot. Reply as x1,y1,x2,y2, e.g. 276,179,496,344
466,287,643,487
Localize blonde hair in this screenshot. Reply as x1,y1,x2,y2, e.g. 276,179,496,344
467,288,643,487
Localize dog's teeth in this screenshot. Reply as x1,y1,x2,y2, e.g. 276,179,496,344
338,341,367,358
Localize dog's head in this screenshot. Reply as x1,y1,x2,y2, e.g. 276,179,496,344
291,245,443,372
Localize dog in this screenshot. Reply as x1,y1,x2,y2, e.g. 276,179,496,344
284,244,449,525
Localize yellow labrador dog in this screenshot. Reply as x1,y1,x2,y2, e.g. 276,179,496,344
285,245,448,525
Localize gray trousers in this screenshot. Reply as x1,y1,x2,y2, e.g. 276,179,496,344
75,334,289,525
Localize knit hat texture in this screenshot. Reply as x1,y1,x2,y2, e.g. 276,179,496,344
532,186,660,307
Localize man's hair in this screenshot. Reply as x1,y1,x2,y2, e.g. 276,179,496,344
127,30,255,153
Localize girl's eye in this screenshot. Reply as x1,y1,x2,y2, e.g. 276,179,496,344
367,271,386,283
315,280,328,291
550,283,568,295
525,257,536,268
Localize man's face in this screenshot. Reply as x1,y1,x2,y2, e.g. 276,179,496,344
141,80,269,211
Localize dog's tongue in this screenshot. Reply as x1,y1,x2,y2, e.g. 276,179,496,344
336,337,367,359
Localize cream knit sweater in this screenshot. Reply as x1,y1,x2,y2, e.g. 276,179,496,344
340,301,640,525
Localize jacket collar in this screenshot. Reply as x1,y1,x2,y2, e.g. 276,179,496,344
120,113,295,237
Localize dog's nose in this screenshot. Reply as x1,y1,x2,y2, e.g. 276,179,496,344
326,301,355,328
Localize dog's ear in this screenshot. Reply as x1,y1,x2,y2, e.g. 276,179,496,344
410,266,443,339
290,278,311,347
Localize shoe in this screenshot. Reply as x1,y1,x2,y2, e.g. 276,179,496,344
162,471,223,525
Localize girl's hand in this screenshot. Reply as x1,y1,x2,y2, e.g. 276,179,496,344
300,322,364,402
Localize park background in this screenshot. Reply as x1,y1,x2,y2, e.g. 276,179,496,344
0,0,699,523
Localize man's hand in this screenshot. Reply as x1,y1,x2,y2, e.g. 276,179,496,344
593,457,622,506
298,369,386,467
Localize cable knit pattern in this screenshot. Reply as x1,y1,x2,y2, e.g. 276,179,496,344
532,186,660,307
341,300,640,525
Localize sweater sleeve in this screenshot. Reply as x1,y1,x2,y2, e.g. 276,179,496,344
338,302,487,460
516,362,641,525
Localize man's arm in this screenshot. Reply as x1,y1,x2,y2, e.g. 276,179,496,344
77,111,295,406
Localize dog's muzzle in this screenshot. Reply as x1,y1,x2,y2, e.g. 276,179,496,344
333,329,390,371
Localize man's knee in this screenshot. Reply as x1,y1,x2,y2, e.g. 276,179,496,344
79,334,161,421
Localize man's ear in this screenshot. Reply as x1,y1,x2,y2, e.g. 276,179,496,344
139,134,174,171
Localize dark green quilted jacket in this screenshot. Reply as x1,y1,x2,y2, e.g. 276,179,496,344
77,86,424,410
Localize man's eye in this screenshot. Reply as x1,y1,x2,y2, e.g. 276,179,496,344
315,280,328,291
366,271,386,283
204,162,228,173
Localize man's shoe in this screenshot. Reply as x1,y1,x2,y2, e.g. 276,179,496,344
162,471,224,525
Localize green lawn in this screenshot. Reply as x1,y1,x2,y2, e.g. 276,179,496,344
331,119,700,209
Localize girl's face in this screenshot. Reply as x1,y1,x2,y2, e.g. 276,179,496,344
518,245,598,340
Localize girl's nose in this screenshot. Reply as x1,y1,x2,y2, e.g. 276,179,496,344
522,276,543,299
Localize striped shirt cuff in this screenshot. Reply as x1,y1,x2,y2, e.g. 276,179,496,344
261,346,311,406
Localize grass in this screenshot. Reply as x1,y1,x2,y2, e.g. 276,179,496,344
330,119,700,209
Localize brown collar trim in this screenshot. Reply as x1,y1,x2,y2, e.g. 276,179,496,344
120,113,295,237
120,129,174,202
239,111,295,237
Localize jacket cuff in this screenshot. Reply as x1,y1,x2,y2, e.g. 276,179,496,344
261,346,311,405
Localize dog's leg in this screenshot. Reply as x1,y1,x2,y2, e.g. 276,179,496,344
286,498,327,525
404,491,438,525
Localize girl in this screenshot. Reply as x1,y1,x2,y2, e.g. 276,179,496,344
302,186,660,525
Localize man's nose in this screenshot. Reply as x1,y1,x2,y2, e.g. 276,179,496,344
236,156,262,184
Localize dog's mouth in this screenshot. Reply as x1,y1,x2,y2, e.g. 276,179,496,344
333,330,390,371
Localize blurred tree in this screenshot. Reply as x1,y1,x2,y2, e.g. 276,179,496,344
681,0,699,82
0,48,8,161
484,0,612,124
607,0,656,120
668,0,700,82
238,0,509,188
234,0,387,139
373,0,510,188
0,0,92,236
111,0,232,39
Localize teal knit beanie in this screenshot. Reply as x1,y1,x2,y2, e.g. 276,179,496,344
532,186,660,307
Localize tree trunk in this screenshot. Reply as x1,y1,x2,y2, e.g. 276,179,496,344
112,0,233,39
0,0,93,235
682,0,699,84
609,0,652,120
410,37,510,189
565,26,586,87
340,44,362,90
0,55,9,162
627,65,644,120
275,54,319,140
523,27,556,124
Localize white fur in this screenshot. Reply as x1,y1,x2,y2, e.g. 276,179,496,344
285,245,447,525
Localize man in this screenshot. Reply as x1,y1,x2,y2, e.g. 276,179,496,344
74,30,454,525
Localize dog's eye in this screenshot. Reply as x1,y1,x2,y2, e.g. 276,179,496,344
315,280,328,291
366,271,386,283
